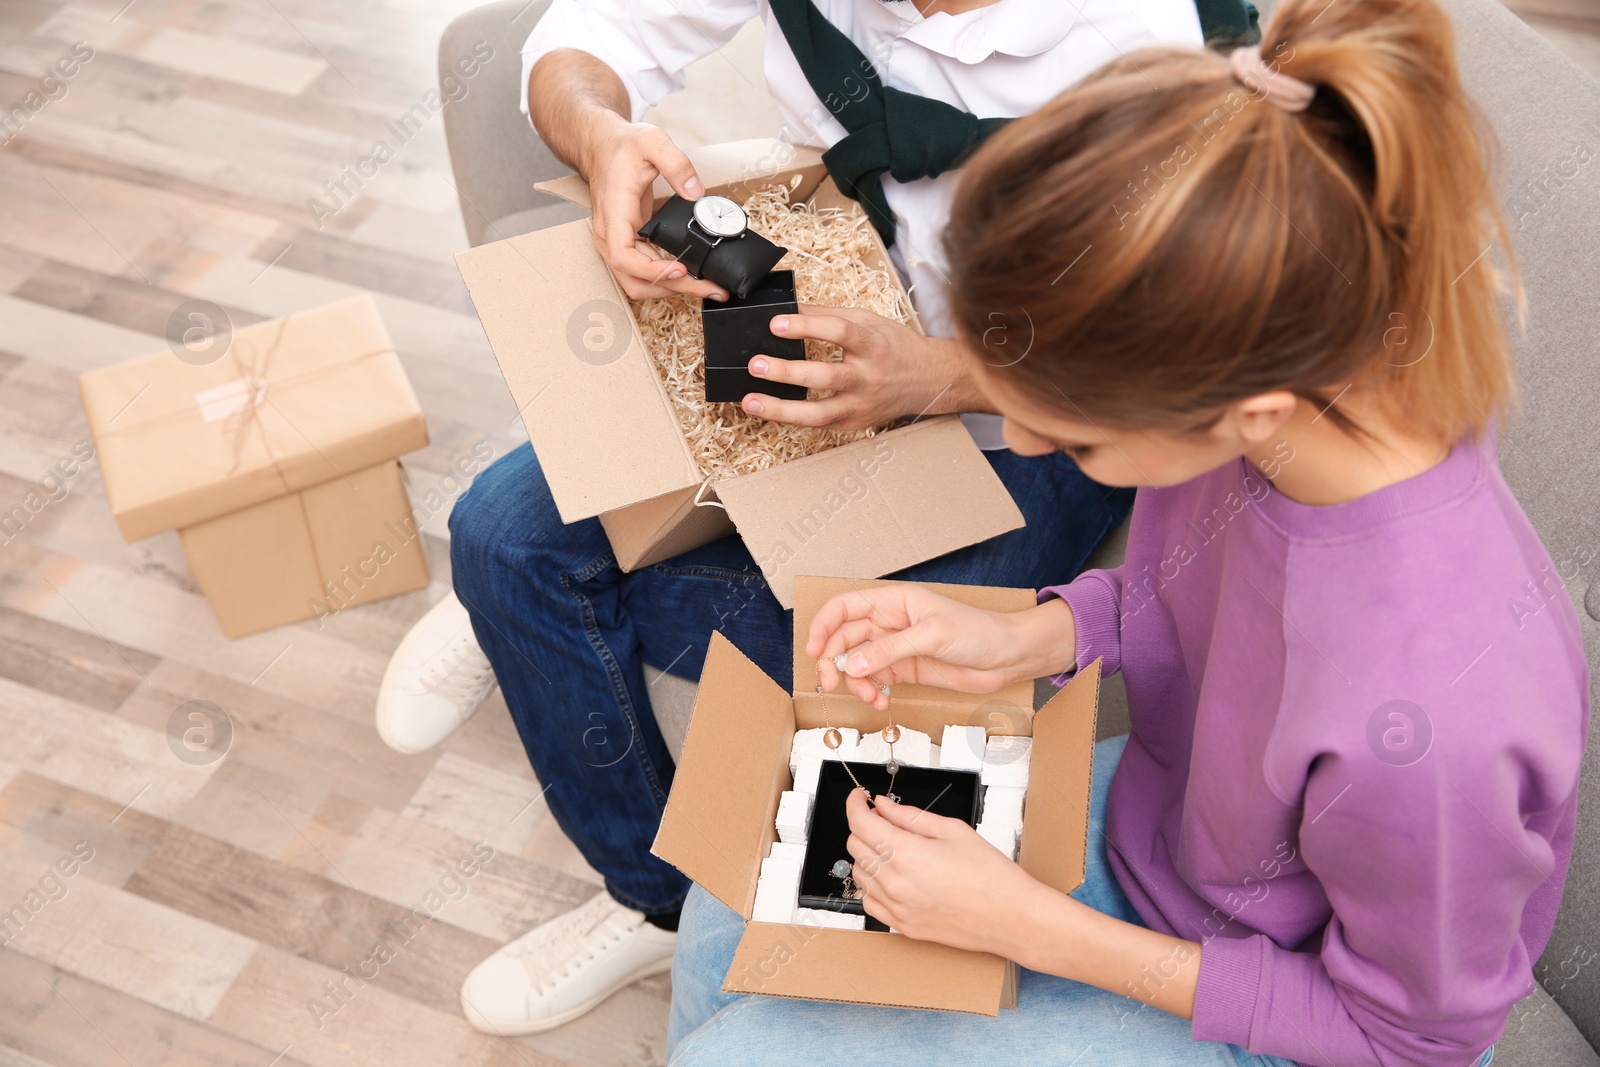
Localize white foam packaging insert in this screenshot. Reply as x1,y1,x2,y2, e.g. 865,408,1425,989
940,725,987,771
980,734,1031,788
793,755,823,797
853,726,934,766
791,727,859,770
775,790,813,845
797,907,865,930
755,728,1032,923
976,736,1030,858
753,854,802,923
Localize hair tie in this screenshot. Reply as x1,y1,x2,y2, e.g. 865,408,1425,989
1229,47,1316,112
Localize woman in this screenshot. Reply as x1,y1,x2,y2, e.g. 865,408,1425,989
664,0,1590,1063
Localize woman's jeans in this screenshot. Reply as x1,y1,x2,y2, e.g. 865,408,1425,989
666,736,1497,1067
448,441,1133,916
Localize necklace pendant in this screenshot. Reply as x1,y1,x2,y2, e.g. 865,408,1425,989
830,858,861,900
881,724,900,744
886,759,899,775
822,728,843,750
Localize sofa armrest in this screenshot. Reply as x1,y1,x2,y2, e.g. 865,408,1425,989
439,0,579,247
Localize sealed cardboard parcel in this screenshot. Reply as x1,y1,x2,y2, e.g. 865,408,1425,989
654,575,1101,1015
79,295,431,637
454,138,1024,607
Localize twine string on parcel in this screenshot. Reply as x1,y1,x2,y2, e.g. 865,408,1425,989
208,310,397,494
91,306,400,480
220,313,337,578
631,178,915,484
221,314,290,486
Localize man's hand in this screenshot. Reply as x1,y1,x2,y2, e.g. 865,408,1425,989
584,119,729,301
527,50,725,302
739,305,990,429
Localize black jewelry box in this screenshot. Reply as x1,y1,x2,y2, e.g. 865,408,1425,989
799,761,981,920
701,270,807,404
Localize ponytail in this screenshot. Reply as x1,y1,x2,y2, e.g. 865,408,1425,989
945,0,1516,445
1265,0,1516,439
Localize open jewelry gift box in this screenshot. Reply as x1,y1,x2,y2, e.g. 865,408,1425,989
654,575,1101,1015
453,137,1023,609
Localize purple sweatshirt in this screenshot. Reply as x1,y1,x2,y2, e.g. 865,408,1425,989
1039,433,1589,1067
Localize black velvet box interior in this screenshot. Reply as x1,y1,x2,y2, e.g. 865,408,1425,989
798,761,981,922
701,269,806,404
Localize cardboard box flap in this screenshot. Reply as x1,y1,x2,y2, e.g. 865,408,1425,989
454,221,702,522
726,924,1010,1016
653,632,796,916
532,173,588,210
536,139,828,214
719,418,1025,610
789,576,1035,709
599,485,736,572
1018,659,1102,896
79,294,428,542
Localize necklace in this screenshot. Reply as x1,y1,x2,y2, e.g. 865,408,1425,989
813,659,901,804
815,659,899,906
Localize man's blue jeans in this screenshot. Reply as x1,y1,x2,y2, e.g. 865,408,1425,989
448,440,1133,917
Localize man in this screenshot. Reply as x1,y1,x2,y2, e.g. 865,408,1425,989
377,0,1249,1036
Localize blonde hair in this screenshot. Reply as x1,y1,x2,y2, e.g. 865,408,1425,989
944,0,1516,444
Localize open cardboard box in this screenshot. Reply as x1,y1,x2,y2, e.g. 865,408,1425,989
654,575,1101,1014
453,139,1024,608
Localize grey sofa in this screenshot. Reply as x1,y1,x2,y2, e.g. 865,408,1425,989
439,2,1600,1061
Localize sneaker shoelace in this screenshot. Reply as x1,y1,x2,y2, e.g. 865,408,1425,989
411,630,496,710
510,899,641,993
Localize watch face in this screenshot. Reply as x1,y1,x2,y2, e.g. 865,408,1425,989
692,195,747,238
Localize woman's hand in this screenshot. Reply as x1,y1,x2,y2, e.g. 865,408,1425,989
739,305,989,429
846,789,1203,1019
845,790,1041,956
805,584,1075,709
583,119,730,302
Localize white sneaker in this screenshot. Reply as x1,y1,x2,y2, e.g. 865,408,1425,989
375,591,499,754
460,892,677,1035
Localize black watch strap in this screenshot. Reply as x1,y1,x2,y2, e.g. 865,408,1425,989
678,221,717,278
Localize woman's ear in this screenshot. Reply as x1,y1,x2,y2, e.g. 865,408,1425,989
1218,392,1299,447
1000,417,1061,457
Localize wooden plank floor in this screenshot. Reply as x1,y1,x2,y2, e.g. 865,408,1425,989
0,1,1592,1065
0,0,710,1063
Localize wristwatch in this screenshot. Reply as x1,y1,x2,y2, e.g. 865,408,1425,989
680,195,748,276
637,194,788,299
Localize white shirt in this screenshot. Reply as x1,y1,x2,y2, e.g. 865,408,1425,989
522,0,1203,445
